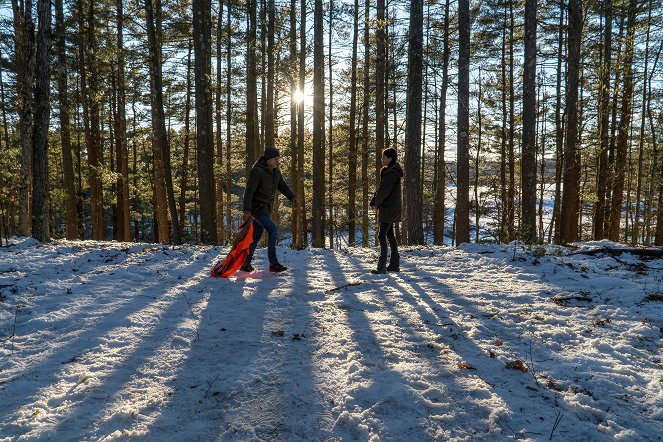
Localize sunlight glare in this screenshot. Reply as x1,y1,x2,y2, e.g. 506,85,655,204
293,88,305,104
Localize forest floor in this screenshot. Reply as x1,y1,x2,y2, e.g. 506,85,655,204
1,237,662,441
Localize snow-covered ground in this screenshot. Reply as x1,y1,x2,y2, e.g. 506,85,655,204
1,237,662,441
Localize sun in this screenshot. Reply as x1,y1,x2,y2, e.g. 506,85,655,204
292,88,305,104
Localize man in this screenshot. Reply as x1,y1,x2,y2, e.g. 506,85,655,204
241,147,297,273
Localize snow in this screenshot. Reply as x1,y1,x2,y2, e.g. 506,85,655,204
1,237,662,441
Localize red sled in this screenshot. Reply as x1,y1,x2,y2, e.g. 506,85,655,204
211,219,255,278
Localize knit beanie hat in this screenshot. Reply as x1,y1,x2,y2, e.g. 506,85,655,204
264,146,280,160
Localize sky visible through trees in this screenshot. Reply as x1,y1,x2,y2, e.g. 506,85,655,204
0,0,662,247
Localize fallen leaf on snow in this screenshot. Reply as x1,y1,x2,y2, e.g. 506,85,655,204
457,363,475,370
505,360,529,372
272,330,285,336
494,341,504,346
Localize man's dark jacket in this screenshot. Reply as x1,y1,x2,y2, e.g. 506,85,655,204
370,162,403,223
243,157,295,215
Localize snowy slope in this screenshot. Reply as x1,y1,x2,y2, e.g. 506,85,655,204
0,238,662,441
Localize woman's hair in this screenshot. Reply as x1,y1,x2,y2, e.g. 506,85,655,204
382,148,397,166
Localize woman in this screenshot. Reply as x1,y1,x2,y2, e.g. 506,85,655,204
369,148,403,274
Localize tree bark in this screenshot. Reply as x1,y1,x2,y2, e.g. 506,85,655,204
328,0,334,249
348,0,359,247
607,0,638,242
226,1,233,240
87,0,104,240
115,0,130,242
246,0,259,177
560,0,583,243
500,2,508,242
192,0,216,244
433,0,449,245
145,0,171,243
521,0,537,243
31,0,51,243
376,0,386,183
455,0,470,245
215,0,225,244
13,0,35,237
289,0,297,245
312,0,325,248
507,0,515,241
594,0,612,240
634,1,651,244
265,0,275,148
179,39,193,238
405,0,424,245
296,0,307,247
361,0,370,247
55,0,78,240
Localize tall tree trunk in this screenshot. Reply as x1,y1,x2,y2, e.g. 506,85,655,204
297,0,307,247
507,0,515,241
260,0,266,148
265,0,275,148
215,0,225,244
32,0,51,243
475,69,482,243
55,0,78,240
376,0,386,183
521,0,537,243
0,65,11,235
455,0,470,245
361,0,370,247
145,0,170,243
132,100,139,240
226,1,233,239
348,0,359,247
538,83,547,242
634,1,651,244
551,1,565,243
13,0,35,237
289,0,298,245
115,0,130,241
594,0,612,240
246,0,259,177
500,1,508,243
179,39,193,238
647,40,662,244
87,0,104,240
605,14,626,234
312,0,325,248
560,0,583,243
328,0,334,249
434,0,449,245
607,0,638,242
405,0,424,245
193,0,216,244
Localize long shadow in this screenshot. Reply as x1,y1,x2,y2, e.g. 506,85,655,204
0,248,210,437
335,250,606,439
41,260,223,439
133,247,326,441
0,246,203,380
73,266,267,440
312,250,442,440
383,251,661,439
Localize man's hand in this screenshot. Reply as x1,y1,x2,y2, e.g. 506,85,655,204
243,211,251,223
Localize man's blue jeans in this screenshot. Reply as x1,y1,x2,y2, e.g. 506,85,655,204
246,214,279,265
